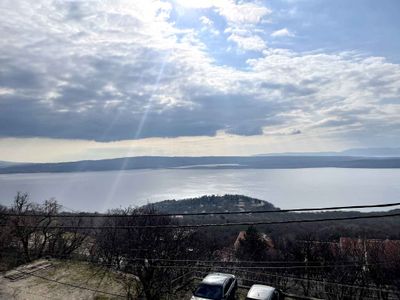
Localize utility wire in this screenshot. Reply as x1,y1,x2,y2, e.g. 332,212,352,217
187,267,399,294
141,262,390,270
124,257,393,266
127,258,335,264
221,267,400,294
7,260,397,297
103,262,398,294
0,252,376,265
1,202,399,218
3,212,399,229
93,261,372,270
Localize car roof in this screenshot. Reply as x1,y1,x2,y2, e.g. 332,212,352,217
202,273,235,286
247,284,276,300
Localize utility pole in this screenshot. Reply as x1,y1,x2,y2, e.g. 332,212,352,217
362,234,369,273
304,250,310,296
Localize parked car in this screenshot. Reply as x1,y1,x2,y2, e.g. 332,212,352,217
245,284,281,300
191,273,237,300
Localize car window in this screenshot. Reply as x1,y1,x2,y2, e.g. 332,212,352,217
224,278,233,294
272,290,279,300
194,283,223,299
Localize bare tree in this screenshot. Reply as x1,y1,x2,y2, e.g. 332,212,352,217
94,206,198,300
2,193,88,264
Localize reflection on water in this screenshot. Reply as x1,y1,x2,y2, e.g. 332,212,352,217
0,168,400,212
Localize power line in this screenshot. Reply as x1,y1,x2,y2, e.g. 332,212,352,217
128,258,331,265
3,212,399,229
184,266,400,294
0,251,375,265
125,257,391,266
1,202,399,218
140,262,389,270
6,260,398,297
220,267,400,294
2,252,387,267
96,261,370,270
100,261,399,294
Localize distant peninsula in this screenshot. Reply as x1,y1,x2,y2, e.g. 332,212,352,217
144,194,279,214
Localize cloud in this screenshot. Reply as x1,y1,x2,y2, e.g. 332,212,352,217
200,16,213,26
176,0,271,24
227,32,266,52
271,28,294,37
217,2,271,24
0,88,15,96
290,129,302,135
218,1,271,52
199,16,219,36
179,0,271,52
0,0,399,149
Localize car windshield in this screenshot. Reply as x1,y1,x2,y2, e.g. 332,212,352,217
194,283,223,299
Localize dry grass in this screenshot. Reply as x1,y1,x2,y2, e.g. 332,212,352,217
0,259,137,300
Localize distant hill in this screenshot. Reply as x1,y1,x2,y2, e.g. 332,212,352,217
0,161,25,168
146,194,278,214
257,147,400,157
142,194,400,240
341,147,400,157
1,155,400,174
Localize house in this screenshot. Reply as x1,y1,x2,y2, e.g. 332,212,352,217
233,231,274,251
339,237,400,261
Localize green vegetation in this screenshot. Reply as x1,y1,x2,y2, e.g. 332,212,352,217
147,194,400,240
147,194,277,213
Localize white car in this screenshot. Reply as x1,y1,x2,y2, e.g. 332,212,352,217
191,273,237,300
245,284,281,300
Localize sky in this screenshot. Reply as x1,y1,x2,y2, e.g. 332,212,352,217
0,0,399,162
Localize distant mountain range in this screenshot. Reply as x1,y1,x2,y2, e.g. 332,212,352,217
1,153,400,174
257,147,400,157
1,147,399,174
0,161,25,168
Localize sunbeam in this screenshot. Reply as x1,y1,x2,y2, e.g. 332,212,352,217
101,53,171,211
